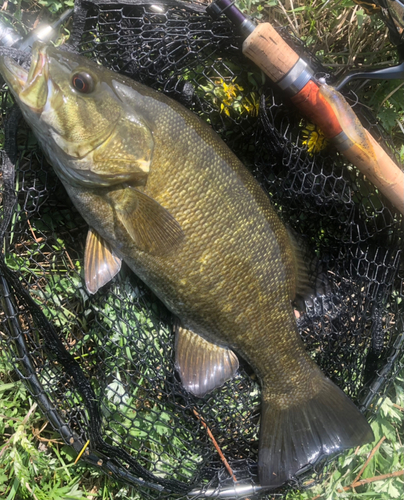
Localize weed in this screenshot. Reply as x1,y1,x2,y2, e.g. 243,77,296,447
0,350,90,499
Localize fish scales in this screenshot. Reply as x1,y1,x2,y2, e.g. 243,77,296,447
0,42,374,488
71,88,296,358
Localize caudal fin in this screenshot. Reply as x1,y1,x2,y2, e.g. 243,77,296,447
258,377,374,488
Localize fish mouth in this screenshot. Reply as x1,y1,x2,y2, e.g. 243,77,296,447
0,42,49,112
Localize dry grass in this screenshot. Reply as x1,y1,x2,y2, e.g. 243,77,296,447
256,0,398,78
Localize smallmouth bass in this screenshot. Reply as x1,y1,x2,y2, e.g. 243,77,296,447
0,43,374,488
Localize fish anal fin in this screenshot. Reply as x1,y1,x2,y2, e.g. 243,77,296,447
110,187,185,255
84,228,122,294
258,377,374,488
175,326,239,397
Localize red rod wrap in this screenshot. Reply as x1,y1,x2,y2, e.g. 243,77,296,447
290,80,343,139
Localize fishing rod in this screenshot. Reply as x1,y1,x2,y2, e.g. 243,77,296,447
0,8,73,50
207,0,404,215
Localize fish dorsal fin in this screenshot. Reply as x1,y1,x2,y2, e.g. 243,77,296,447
84,228,122,294
175,326,239,397
286,228,313,300
110,187,185,255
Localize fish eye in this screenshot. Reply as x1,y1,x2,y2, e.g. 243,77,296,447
71,72,95,94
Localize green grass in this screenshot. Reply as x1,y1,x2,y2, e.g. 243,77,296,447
1,349,403,499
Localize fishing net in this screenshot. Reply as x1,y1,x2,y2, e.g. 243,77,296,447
0,0,403,497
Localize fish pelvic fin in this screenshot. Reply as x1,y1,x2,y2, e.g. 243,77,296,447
258,377,374,488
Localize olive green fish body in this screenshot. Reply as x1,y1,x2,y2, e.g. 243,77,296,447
0,44,373,488
67,90,312,391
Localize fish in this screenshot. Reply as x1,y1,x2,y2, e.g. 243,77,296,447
0,42,374,488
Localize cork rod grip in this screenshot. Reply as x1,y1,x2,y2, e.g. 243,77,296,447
344,133,404,214
242,23,299,83
242,22,404,213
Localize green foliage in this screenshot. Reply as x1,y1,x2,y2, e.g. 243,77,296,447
358,80,404,138
235,0,272,20
84,281,204,481
0,353,89,499
37,0,74,15
1,348,403,498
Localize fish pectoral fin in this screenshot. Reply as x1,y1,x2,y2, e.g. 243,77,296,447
84,228,122,294
258,377,374,488
113,187,185,255
175,325,239,397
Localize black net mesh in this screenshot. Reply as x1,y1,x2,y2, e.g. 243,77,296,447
0,1,403,498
